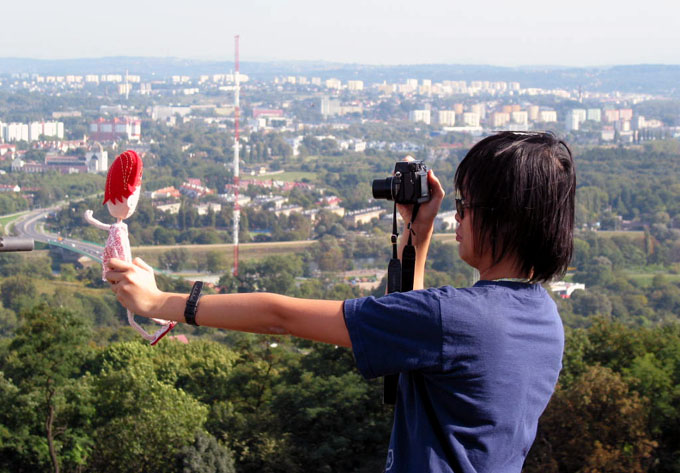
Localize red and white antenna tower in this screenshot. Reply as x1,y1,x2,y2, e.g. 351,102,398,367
232,34,241,276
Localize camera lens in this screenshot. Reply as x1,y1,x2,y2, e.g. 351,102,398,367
372,177,394,200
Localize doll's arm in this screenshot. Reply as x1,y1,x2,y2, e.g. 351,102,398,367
84,210,111,231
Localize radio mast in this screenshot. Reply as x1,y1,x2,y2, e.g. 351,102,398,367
232,35,241,276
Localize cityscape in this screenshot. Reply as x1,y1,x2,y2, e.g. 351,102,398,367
1,61,677,206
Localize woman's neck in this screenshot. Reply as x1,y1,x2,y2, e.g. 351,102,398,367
477,257,528,281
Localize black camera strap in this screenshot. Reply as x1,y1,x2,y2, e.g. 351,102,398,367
384,202,420,405
386,203,402,294
401,203,420,293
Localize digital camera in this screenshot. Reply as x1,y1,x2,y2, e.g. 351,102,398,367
372,160,430,205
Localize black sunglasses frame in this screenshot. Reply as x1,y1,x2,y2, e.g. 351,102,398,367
455,198,472,219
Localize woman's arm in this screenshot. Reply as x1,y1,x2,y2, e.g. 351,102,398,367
106,258,351,347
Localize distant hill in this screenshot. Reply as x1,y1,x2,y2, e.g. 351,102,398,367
0,57,679,95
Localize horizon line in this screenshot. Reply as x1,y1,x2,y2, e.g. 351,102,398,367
1,56,680,70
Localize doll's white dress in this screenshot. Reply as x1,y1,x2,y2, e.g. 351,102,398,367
102,222,131,280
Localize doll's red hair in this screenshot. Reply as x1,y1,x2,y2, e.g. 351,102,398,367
103,150,143,205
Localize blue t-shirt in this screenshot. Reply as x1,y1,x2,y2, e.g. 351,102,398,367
343,280,564,473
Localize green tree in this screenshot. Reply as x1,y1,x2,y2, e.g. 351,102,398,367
526,365,656,473
0,304,93,473
88,342,208,473
158,248,190,272
316,235,346,272
1,275,37,314
205,250,227,274
175,432,236,473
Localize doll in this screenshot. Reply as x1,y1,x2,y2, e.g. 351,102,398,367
84,150,176,345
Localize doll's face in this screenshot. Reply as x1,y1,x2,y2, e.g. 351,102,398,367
107,187,140,220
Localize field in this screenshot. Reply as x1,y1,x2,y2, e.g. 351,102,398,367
622,269,680,287
132,240,318,268
594,230,645,239
262,171,317,182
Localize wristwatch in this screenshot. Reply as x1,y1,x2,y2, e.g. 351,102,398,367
184,281,204,326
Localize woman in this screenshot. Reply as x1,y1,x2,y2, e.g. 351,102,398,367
108,131,575,472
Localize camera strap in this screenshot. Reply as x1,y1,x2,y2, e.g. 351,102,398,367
384,201,420,405
401,203,420,292
386,203,402,294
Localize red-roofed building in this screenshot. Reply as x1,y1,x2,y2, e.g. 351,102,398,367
0,184,20,192
148,186,181,199
318,196,342,206
180,179,214,198
0,144,17,157
253,108,284,119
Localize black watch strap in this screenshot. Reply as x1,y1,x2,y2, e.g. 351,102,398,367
184,281,203,326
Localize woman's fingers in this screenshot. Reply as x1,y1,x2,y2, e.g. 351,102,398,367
133,257,154,273
429,170,445,199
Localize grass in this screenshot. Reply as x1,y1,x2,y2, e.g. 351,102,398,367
594,230,645,239
267,171,317,182
132,240,318,267
32,277,108,298
131,235,458,268
623,270,680,287
0,210,30,232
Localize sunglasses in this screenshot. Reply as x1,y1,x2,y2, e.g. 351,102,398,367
455,198,473,219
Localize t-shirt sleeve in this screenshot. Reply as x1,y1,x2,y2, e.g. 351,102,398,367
343,289,442,379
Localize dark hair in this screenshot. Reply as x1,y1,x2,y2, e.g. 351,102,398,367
455,131,575,283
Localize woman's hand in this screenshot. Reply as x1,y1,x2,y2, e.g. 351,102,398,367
396,159,445,248
107,257,165,318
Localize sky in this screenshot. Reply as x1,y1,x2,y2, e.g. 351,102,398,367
2,0,679,67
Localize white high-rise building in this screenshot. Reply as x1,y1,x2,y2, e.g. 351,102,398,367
539,110,558,122
438,110,456,127
101,74,123,83
409,110,431,125
4,123,29,142
325,78,342,89
587,108,602,122
463,112,481,127
511,111,529,126
43,121,63,138
28,122,42,141
321,97,341,117
491,112,510,128
347,80,364,91
565,109,587,131
470,103,486,120
528,105,540,121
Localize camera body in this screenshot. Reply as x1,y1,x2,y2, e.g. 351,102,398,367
372,160,430,205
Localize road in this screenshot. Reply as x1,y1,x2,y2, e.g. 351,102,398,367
9,205,457,268
11,207,104,263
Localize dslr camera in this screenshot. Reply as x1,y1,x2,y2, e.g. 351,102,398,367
372,160,430,205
